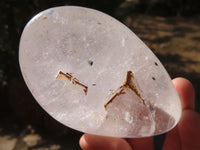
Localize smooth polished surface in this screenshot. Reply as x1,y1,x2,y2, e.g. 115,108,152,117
19,6,181,137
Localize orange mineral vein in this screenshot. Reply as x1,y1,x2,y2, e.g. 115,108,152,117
104,71,146,110
56,71,88,95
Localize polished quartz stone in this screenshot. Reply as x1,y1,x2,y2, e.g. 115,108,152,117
19,6,181,138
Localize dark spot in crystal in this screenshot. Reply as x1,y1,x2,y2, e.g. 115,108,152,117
154,62,158,66
88,60,93,66
152,77,156,80
149,103,154,111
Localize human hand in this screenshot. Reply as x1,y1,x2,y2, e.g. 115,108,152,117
79,78,200,150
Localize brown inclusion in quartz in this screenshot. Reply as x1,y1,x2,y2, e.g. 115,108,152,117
56,71,88,95
104,71,146,110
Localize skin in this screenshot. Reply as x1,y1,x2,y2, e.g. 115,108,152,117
79,78,200,150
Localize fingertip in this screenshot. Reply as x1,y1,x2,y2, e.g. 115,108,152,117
79,134,106,150
79,134,90,150
172,77,195,110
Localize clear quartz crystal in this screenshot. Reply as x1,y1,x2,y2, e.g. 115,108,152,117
19,6,181,138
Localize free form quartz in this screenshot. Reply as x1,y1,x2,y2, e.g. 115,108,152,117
19,6,181,137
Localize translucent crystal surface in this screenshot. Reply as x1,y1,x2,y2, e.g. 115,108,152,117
19,6,182,137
